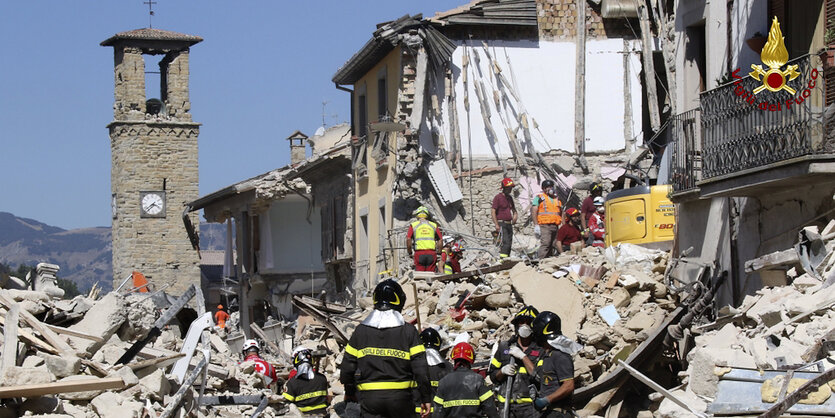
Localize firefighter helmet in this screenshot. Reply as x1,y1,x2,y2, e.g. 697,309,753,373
451,342,475,364
373,279,407,312
414,206,430,218
242,339,260,354
419,328,443,351
590,182,602,192
293,348,312,367
531,311,562,343
565,207,580,217
511,305,539,325
501,177,515,188
217,304,223,310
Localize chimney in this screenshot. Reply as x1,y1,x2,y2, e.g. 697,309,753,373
286,131,308,164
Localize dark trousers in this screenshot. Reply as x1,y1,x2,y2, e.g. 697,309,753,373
499,222,513,257
358,389,417,418
507,403,538,417
539,408,574,418
537,223,560,259
413,250,437,272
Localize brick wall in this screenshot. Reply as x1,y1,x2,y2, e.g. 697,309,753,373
537,0,635,41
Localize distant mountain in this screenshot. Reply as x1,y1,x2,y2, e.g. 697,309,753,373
0,212,227,293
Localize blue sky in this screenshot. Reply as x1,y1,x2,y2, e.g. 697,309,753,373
0,1,459,230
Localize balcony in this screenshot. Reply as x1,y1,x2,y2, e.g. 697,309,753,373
671,54,835,199
669,108,702,196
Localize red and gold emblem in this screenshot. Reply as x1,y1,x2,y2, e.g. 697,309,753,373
750,17,799,94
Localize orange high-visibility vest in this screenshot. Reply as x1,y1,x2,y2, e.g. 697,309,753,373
411,219,438,251
536,194,563,225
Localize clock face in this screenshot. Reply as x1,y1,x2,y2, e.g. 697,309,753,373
140,192,166,217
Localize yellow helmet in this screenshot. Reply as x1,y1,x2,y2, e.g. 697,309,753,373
414,206,429,218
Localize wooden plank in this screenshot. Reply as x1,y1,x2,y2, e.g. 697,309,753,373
605,272,621,290
123,353,185,371
292,297,348,345
637,0,661,132
1,304,20,375
0,377,125,399
744,249,799,272
0,314,58,354
435,260,519,282
0,291,76,356
250,323,290,363
46,324,104,343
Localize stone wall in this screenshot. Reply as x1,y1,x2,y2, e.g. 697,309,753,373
113,47,146,118
110,123,201,295
537,0,635,41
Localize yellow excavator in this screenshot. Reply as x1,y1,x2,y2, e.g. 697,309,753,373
604,184,675,248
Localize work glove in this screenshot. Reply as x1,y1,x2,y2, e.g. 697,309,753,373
534,225,541,237
501,364,517,377
533,397,549,411
508,345,526,360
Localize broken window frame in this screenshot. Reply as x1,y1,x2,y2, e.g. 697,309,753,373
351,136,368,179
371,131,390,169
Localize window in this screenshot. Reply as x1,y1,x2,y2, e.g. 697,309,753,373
358,94,368,138
371,132,389,167
359,214,369,261
351,136,368,178
377,75,387,119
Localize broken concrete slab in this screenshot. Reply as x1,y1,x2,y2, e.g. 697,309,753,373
68,292,127,355
510,263,584,339
42,353,81,379
138,368,171,401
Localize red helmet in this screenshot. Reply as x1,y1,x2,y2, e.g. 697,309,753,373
451,342,475,364
501,177,515,188
565,208,580,216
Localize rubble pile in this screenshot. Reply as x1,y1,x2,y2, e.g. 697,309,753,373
0,286,293,418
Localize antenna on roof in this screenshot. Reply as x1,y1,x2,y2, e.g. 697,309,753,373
143,0,157,28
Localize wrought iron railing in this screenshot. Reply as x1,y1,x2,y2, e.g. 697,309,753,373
700,54,828,179
669,108,701,193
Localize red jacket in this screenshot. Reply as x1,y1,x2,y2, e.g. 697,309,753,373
589,212,605,247
244,353,277,385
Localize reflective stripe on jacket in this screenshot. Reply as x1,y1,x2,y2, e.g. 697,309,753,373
411,220,439,251
536,194,563,225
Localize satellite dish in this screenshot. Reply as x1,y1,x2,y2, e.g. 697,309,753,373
314,126,325,137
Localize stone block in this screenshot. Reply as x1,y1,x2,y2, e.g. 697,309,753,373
611,288,631,308
1,366,52,387
485,293,512,308
510,263,585,339
138,368,170,401
657,388,707,418
624,311,656,331
43,353,81,378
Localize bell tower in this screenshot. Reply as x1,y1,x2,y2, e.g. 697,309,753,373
102,29,202,294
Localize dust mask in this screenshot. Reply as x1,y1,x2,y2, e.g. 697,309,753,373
546,188,557,198
517,324,532,338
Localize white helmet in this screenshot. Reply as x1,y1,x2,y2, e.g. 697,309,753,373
443,235,455,246
242,339,260,353
593,196,605,207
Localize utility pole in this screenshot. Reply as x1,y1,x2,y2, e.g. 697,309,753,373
574,0,587,155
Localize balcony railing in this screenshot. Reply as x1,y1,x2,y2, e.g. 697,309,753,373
700,54,829,179
669,108,701,193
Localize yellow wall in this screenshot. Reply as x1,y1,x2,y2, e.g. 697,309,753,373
352,47,401,290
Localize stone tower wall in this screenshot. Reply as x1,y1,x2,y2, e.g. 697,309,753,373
109,43,200,295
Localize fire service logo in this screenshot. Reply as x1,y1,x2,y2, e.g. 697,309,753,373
730,17,819,111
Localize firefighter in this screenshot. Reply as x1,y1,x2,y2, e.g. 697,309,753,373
488,305,542,417
414,327,453,414
340,279,432,417
406,206,443,272
241,339,277,388
433,342,498,418
531,312,575,418
282,348,329,415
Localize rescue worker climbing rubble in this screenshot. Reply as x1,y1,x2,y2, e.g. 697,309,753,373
214,304,229,329
282,347,330,416
340,279,432,417
492,177,518,259
531,180,563,260
531,312,577,418
433,342,498,418
407,206,443,272
488,305,542,418
440,236,464,275
241,339,277,388
414,327,453,415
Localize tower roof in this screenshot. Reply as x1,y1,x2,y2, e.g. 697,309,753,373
101,28,203,47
